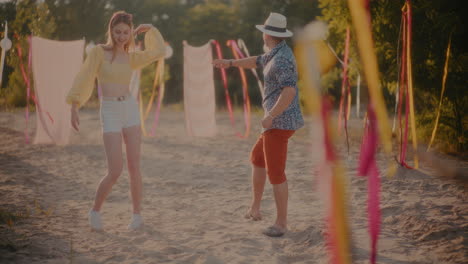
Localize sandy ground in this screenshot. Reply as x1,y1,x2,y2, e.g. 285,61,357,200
0,107,466,264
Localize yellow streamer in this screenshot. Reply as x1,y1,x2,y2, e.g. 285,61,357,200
347,0,391,154
140,59,165,137
332,164,352,264
139,89,147,136
427,35,451,151
143,60,163,120
403,3,418,168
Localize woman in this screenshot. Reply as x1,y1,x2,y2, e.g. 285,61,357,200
213,13,304,237
66,11,165,230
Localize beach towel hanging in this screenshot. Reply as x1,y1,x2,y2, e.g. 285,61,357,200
31,36,84,145
183,40,217,137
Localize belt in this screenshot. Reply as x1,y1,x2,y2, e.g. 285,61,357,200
102,95,130,101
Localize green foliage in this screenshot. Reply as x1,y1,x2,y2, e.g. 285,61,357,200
0,0,321,107
416,93,467,153
44,0,111,42
3,0,56,107
0,1,17,90
318,0,467,152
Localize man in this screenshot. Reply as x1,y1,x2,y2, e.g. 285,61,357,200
213,12,304,237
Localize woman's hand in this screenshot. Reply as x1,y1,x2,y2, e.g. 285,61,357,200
212,59,231,69
71,105,80,132
134,24,154,35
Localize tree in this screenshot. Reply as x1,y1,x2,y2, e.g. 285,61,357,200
318,0,467,152
0,0,18,90
44,0,111,42
4,0,56,107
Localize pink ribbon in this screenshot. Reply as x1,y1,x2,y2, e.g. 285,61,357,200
211,40,237,133
396,2,414,169
358,105,381,264
227,40,251,138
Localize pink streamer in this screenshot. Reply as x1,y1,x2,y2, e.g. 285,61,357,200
211,40,237,134
228,40,251,136
397,14,407,164
396,5,414,169
322,98,335,161
358,106,381,264
230,42,246,59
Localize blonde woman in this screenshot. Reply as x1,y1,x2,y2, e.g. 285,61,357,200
66,11,165,230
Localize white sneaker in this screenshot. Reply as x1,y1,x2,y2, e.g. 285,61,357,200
128,214,144,230
88,210,103,231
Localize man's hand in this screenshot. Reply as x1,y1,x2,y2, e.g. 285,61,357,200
261,115,273,129
212,59,231,69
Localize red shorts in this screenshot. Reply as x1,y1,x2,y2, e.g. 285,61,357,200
250,129,295,184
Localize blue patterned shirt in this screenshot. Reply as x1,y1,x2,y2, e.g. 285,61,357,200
256,41,304,131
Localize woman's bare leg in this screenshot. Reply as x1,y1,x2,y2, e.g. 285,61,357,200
122,125,142,214
92,132,123,212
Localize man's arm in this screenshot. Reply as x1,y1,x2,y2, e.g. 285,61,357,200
212,56,258,69
262,87,296,128
268,87,296,118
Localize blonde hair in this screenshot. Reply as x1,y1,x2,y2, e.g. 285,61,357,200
105,11,135,62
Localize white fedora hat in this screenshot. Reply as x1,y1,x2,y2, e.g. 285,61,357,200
256,12,293,38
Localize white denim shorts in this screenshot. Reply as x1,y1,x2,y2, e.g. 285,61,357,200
100,95,140,133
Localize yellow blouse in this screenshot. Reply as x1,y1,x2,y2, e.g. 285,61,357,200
66,27,165,107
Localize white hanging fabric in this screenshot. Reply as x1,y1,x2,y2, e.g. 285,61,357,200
31,36,84,145
183,41,217,137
